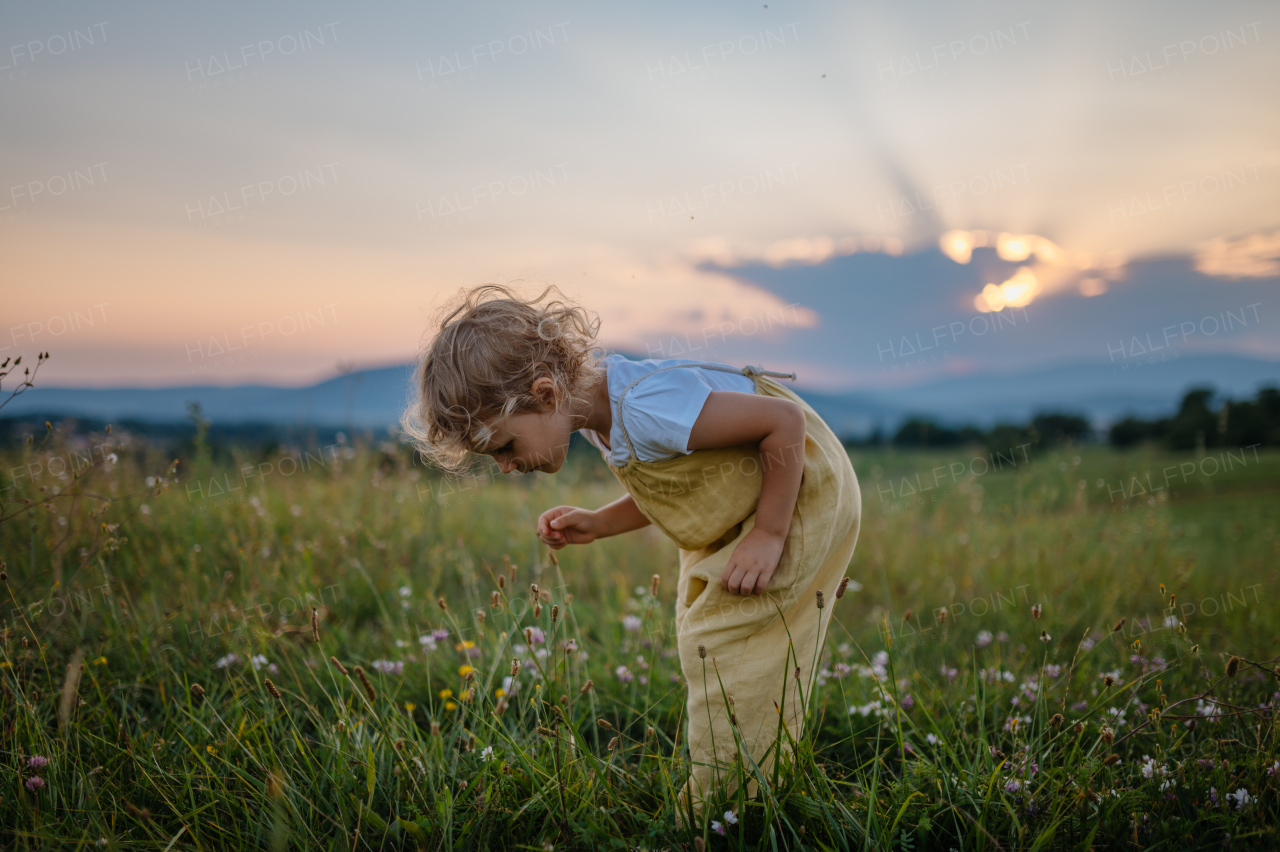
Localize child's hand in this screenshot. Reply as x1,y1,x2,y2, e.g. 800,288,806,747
537,505,602,549
721,527,786,596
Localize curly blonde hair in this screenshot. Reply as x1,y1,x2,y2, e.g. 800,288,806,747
400,284,603,473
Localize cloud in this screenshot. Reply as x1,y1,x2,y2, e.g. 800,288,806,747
1194,230,1280,280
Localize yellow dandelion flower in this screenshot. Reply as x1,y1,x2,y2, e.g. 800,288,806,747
404,702,417,713
444,701,458,711
0,662,11,669
495,688,505,698
206,745,218,755
458,665,474,677
94,656,108,665
438,688,454,699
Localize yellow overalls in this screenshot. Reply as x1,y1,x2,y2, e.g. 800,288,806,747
597,363,861,813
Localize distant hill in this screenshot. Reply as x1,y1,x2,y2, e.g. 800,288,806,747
3,355,1276,439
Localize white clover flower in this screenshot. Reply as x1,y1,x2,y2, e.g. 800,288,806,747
481,746,495,762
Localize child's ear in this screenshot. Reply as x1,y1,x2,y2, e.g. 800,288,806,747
530,375,559,409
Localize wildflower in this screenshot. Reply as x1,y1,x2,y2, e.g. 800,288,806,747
1031,604,1042,619
330,656,349,675
25,775,45,791
711,821,725,836
372,660,404,675
1101,725,1114,745
815,590,825,610
1045,664,1062,678
250,654,269,671
926,733,940,745
191,683,206,706
491,591,500,608
1209,787,1219,807
1103,674,1115,687
900,694,914,710
215,653,239,669
481,746,496,761
836,576,850,598
724,809,738,825
1229,788,1251,809
458,664,474,677
580,680,594,694
525,627,545,645
404,702,417,713
976,630,992,648
206,745,217,755
1225,656,1241,678
996,631,1009,642
1040,630,1051,643
511,659,521,677
432,628,450,642
444,701,457,711
27,755,48,769
439,688,454,699
939,664,958,680
354,666,377,702
622,615,642,632
615,665,634,683
1073,721,1084,734
1004,778,1022,792
264,678,282,699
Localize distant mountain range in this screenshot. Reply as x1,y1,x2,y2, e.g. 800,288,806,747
2,354,1276,439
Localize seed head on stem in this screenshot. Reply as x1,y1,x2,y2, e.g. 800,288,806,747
354,666,377,702
698,645,706,659
836,577,850,599
330,656,349,676
264,678,282,700
1226,655,1241,678
437,596,448,612
815,590,825,610
1112,617,1125,633
310,608,320,641
551,604,559,623
1031,604,1042,619
650,574,660,595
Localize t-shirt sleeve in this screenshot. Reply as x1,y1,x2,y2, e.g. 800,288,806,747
616,368,717,461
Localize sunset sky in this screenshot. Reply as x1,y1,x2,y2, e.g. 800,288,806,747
3,0,1277,392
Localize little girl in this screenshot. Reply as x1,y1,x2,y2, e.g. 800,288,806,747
402,284,861,811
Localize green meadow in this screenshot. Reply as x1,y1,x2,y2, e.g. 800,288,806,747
1,424,1277,850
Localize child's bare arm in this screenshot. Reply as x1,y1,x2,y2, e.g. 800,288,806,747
687,391,806,595
537,494,650,549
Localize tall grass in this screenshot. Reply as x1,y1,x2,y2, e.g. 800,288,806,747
1,425,1277,849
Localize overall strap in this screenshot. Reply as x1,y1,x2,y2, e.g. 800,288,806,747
614,362,797,463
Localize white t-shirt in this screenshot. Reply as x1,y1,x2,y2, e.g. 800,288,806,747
582,354,756,466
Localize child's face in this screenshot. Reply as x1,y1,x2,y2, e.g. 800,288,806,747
479,405,573,475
